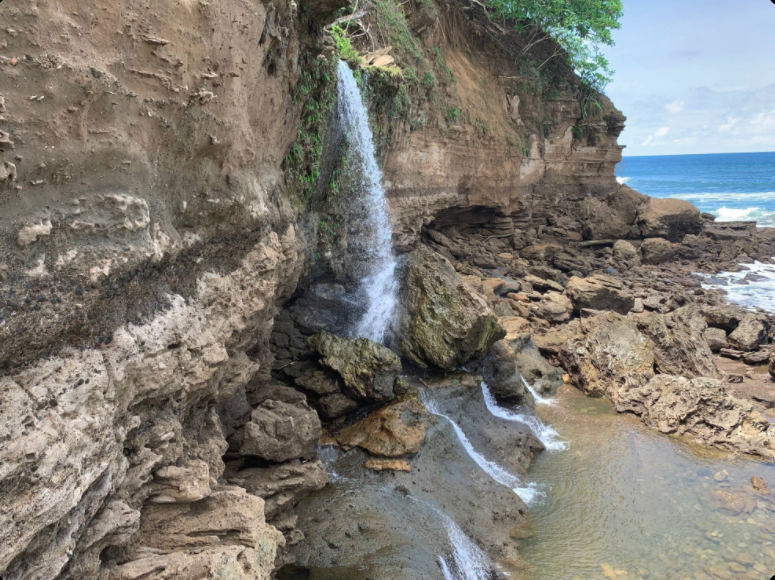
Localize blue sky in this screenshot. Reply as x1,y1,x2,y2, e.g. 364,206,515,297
604,0,775,157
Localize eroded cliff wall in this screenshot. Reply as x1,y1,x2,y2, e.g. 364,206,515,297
0,0,650,578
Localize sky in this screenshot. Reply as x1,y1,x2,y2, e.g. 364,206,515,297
604,0,775,157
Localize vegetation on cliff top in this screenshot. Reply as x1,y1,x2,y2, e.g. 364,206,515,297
486,0,623,91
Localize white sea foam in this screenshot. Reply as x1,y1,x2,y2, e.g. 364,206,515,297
421,394,543,503
699,260,775,312
481,382,567,451
616,176,631,185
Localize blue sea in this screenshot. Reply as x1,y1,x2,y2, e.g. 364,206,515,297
615,151,775,227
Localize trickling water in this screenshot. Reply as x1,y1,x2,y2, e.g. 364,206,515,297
481,382,567,452
421,391,542,504
521,374,553,405
335,60,399,344
436,510,493,580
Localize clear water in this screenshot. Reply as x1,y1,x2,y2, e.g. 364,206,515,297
616,152,775,226
335,61,398,343
517,384,775,580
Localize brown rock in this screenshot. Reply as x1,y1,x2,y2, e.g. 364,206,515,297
564,275,635,315
560,312,655,398
640,237,675,265
336,398,430,457
365,459,412,472
619,375,775,460
635,305,719,378
751,475,769,494
637,197,702,242
612,239,640,269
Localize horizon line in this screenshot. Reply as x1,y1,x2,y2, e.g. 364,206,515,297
622,150,775,159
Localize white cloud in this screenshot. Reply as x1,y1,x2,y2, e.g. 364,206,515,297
618,84,775,155
665,100,685,114
717,117,739,133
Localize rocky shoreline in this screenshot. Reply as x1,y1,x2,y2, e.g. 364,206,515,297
2,0,775,578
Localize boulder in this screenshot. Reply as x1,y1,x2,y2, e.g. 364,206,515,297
559,312,655,398
523,274,564,293
728,314,769,352
148,460,211,504
317,393,361,420
704,327,728,353
397,246,505,369
635,305,719,378
769,354,775,380
240,398,321,462
531,292,573,323
616,375,774,460
640,237,675,265
637,197,702,242
336,398,431,457
225,459,329,519
564,275,635,315
308,331,401,402
703,304,748,332
580,185,646,240
480,340,528,403
612,239,640,269
106,489,283,580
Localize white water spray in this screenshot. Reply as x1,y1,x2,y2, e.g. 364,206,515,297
521,374,553,405
421,393,542,504
482,382,567,451
336,60,399,344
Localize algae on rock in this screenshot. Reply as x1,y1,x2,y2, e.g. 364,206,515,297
396,246,505,370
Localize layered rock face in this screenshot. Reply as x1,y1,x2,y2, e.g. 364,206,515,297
0,0,337,578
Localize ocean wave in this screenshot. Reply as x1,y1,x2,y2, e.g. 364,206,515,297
615,176,631,185
714,206,775,226
670,191,775,203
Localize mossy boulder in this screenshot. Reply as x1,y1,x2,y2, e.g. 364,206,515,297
396,246,505,370
308,331,401,402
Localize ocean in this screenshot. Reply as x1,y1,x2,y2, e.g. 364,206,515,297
615,151,775,227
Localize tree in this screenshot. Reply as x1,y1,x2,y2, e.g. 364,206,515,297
485,0,623,92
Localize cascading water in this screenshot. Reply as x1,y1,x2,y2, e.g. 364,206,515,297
421,391,542,504
521,374,553,405
335,60,399,344
481,381,567,452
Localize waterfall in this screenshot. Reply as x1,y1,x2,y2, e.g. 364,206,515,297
421,392,542,504
481,382,567,452
521,374,553,405
335,60,399,344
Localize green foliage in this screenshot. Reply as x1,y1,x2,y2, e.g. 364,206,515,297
485,0,622,91
571,124,584,140
434,45,454,82
286,55,337,198
372,0,427,67
444,107,460,123
522,146,531,157
423,72,436,88
331,24,362,67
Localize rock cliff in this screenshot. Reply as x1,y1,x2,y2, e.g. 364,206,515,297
0,0,721,578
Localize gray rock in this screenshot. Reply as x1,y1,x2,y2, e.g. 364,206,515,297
308,331,401,402
317,393,361,420
396,246,505,370
240,399,322,462
704,327,728,353
728,314,769,352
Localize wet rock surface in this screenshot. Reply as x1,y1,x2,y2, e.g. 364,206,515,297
396,246,505,369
